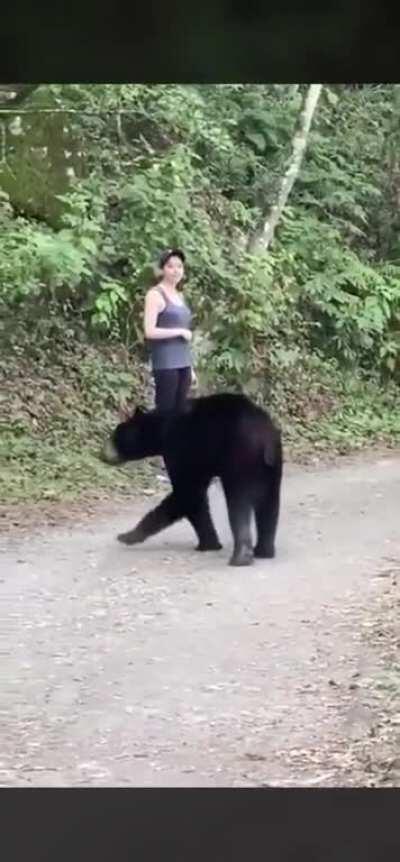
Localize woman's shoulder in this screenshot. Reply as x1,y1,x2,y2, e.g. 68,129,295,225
146,285,165,302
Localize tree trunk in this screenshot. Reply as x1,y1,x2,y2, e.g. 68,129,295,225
247,83,323,254
378,84,400,260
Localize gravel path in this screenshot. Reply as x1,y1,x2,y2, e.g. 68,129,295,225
2,453,400,786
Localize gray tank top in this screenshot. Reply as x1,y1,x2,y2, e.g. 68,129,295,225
147,287,192,370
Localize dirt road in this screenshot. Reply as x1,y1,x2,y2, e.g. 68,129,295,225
2,453,400,786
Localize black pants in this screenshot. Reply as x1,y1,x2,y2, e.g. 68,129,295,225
153,367,192,411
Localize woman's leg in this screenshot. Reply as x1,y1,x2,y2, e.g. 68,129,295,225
175,366,192,410
153,369,180,482
153,369,179,411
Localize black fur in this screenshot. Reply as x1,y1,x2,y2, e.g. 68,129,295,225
103,393,283,567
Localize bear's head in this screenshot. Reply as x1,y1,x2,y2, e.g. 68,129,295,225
101,405,160,465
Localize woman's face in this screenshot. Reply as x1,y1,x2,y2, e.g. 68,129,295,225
162,255,184,285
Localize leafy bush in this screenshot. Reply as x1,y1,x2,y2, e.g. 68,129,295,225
1,83,400,506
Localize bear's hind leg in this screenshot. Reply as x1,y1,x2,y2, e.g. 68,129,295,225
222,481,254,567
254,465,282,559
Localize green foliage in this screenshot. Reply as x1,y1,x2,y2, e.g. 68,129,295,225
1,83,400,504
275,210,400,374
0,335,155,504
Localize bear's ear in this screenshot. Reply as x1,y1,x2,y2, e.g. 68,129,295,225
118,402,147,422
118,401,133,422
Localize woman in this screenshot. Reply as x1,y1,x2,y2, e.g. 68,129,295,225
144,247,196,411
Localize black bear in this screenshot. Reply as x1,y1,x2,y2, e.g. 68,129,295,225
101,393,283,567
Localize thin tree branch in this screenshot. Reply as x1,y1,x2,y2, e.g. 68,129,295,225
247,84,323,254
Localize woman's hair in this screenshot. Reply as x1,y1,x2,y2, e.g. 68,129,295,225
158,248,186,268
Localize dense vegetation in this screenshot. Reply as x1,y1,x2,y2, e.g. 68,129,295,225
1,84,399,505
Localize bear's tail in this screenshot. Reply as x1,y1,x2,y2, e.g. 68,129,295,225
263,428,282,467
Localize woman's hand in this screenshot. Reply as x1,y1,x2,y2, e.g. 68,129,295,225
180,328,192,342
191,368,198,388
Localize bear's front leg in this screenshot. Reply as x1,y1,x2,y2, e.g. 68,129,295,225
186,490,223,552
166,477,223,552
117,493,183,545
